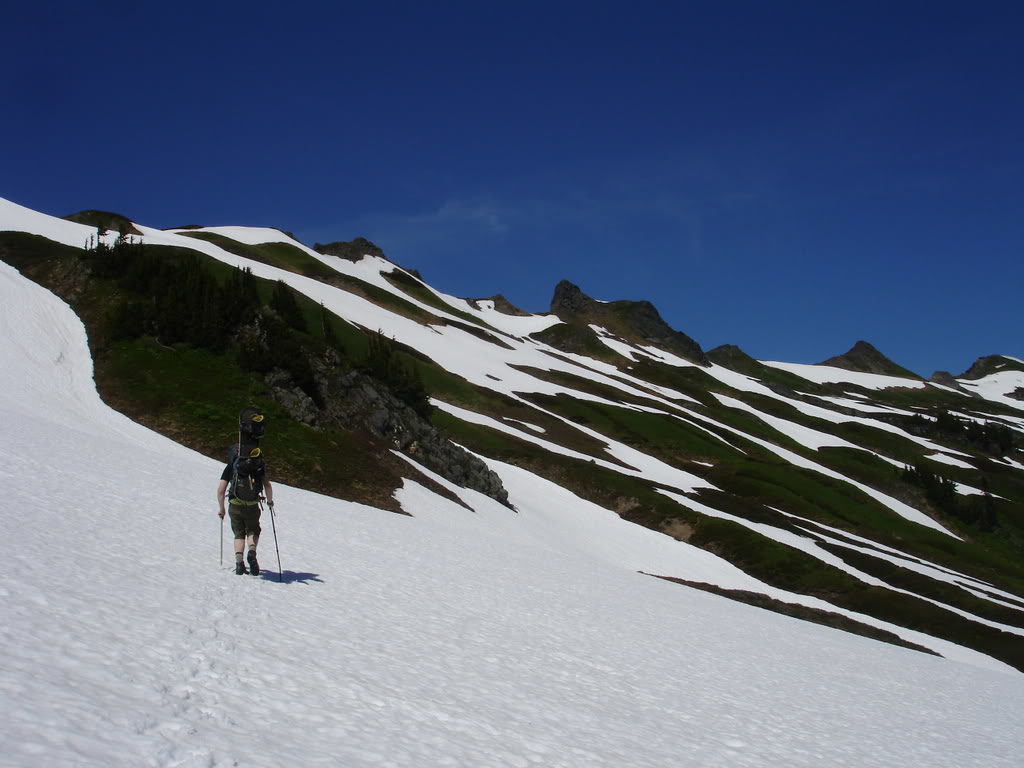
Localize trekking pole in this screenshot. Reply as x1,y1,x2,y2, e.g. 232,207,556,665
220,514,224,567
267,500,283,582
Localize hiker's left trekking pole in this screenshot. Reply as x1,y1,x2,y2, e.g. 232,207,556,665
268,500,283,582
220,513,224,567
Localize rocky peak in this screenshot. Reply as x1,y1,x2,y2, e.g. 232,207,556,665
550,280,599,316
818,341,920,379
549,280,707,365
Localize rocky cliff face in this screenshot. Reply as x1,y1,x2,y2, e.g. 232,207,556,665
264,352,510,508
549,280,708,365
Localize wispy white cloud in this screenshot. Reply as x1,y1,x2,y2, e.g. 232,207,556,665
304,198,510,260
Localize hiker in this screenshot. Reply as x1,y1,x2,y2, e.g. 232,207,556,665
217,447,274,575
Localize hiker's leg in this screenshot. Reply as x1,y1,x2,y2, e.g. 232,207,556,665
229,503,246,560
247,506,262,551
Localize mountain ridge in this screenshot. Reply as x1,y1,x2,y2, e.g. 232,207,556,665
549,279,709,365
2,196,1024,676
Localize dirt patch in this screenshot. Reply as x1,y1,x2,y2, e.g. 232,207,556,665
660,518,695,542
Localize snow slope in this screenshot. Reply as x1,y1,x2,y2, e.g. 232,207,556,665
760,360,927,390
959,369,1024,413
4,234,1024,766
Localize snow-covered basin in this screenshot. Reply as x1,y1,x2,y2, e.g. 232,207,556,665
2,247,1024,767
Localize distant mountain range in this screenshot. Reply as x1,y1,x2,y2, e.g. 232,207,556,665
2,197,1023,672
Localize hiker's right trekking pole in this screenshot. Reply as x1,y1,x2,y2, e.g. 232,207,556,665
268,500,282,582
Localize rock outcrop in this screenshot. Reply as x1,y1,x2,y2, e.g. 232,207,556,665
471,294,531,316
313,237,385,262
265,352,510,508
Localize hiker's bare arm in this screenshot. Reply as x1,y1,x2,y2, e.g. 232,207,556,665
263,479,274,504
217,479,228,517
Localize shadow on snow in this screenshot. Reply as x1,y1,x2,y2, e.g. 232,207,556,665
259,569,324,585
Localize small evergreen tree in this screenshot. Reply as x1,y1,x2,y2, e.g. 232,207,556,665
271,280,306,332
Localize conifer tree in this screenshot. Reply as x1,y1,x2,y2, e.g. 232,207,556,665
271,280,306,332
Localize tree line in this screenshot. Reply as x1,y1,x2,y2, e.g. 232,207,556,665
900,461,998,532
84,230,428,415
903,409,1016,456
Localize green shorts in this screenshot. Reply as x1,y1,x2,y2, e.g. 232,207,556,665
229,501,262,540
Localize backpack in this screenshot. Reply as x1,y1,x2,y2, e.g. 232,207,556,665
228,443,265,503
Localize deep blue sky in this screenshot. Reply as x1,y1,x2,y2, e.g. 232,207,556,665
4,1,1021,376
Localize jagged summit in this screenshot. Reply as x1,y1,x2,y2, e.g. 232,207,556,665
817,340,920,379
550,280,598,315
313,236,386,262
549,280,707,365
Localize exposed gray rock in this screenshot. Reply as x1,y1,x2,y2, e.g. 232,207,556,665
265,368,319,426
318,369,510,507
242,319,510,506
551,280,598,316
262,349,510,506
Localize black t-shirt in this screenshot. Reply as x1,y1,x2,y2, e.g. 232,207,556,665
221,461,267,483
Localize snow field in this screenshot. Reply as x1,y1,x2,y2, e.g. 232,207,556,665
4,203,1024,766
760,360,927,391
959,370,1024,413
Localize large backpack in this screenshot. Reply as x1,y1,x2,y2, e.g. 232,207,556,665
228,443,265,503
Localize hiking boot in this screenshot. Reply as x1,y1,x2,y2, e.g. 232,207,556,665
235,560,247,575
247,549,260,576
